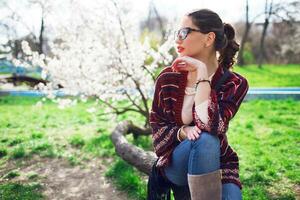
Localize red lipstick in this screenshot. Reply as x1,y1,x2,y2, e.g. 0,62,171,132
177,46,185,53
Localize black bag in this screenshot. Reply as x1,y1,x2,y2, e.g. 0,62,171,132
147,158,171,200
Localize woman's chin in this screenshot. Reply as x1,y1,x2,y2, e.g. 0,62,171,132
177,50,194,57
178,52,187,56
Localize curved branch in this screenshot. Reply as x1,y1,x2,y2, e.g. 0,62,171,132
128,122,152,136
111,120,156,175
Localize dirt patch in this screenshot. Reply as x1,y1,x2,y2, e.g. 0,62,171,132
0,156,129,200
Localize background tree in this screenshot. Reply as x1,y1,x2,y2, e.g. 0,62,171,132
257,0,300,68
237,0,299,67
0,0,53,60
145,0,167,42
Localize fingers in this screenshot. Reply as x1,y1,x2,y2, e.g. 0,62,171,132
171,57,184,67
188,131,199,141
192,130,199,140
171,56,201,73
194,126,201,133
187,132,193,140
187,126,202,141
171,58,186,71
187,133,194,141
172,56,207,71
193,128,200,140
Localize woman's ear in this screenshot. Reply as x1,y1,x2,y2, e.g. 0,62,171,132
205,32,216,47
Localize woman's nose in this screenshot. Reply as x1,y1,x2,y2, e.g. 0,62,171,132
175,37,182,44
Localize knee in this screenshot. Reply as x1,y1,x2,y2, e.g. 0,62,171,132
192,132,220,150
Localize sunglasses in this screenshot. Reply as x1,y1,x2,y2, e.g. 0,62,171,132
175,27,204,40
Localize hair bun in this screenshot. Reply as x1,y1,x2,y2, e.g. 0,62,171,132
223,23,235,41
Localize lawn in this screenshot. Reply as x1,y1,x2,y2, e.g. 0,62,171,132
234,64,300,87
0,96,299,199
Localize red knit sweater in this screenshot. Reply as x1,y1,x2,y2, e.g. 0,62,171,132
149,65,249,190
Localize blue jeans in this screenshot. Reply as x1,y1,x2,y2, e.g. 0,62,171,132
164,132,242,200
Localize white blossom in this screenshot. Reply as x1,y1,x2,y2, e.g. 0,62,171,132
19,0,177,115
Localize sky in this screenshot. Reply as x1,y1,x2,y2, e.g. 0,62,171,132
133,0,255,23
0,0,294,42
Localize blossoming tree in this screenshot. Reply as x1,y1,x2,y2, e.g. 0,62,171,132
20,0,176,128
19,0,177,173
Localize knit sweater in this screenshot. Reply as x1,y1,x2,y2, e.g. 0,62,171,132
149,65,249,190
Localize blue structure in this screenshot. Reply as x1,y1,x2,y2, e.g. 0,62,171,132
0,60,42,76
0,88,299,100
0,90,66,97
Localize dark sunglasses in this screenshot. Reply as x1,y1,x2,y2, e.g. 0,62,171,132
175,27,204,40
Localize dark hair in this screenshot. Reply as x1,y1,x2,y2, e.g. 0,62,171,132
187,9,239,69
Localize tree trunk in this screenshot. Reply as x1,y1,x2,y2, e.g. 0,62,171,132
257,18,269,68
38,17,44,54
258,0,273,68
237,25,251,66
110,120,156,175
237,0,250,66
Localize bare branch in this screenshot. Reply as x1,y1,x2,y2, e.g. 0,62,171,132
123,90,147,115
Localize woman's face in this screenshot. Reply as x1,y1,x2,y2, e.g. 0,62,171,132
175,16,209,58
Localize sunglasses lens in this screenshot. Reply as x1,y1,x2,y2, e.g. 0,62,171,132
177,28,188,40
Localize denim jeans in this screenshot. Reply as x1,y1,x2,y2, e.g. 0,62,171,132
164,132,242,200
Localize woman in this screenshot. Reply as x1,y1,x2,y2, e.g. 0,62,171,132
149,9,249,200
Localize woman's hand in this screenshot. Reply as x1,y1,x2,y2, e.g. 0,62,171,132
183,125,202,141
171,56,208,79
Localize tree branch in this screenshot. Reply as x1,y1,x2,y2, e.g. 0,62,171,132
111,120,156,175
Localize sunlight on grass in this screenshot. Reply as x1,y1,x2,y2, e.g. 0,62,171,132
234,64,300,87
105,158,147,200
0,95,299,199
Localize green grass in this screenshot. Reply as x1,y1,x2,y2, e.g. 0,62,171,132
0,147,7,158
0,96,116,198
0,95,299,199
227,99,299,199
105,158,147,200
69,134,85,148
11,145,26,159
27,172,39,180
3,170,20,179
233,64,300,87
0,183,44,200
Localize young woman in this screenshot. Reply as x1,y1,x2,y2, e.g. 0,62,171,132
149,9,249,200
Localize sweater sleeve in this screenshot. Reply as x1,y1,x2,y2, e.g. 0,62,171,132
149,77,181,157
193,76,249,136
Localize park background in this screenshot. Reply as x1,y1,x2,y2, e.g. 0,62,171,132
0,0,299,199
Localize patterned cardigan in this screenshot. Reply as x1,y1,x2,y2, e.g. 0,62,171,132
149,65,249,189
